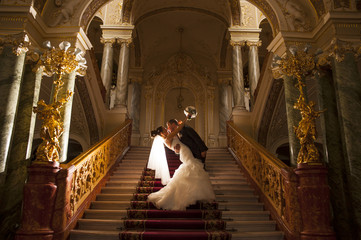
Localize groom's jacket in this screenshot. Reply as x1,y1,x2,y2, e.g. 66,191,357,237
179,125,208,163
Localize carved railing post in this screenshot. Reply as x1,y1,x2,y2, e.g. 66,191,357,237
15,41,86,240
15,162,61,240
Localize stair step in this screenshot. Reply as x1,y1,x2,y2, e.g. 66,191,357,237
101,187,136,194
231,231,284,240
96,193,133,201
70,230,118,240
222,211,270,221
106,180,139,187
212,183,250,189
211,180,247,184
218,202,264,211
83,209,127,219
77,219,123,231
215,194,258,202
226,220,277,231
90,201,130,210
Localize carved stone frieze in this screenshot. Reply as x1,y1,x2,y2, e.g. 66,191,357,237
275,0,312,32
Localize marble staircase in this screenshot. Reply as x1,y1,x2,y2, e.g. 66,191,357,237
69,146,284,240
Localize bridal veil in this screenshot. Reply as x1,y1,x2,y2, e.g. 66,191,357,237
147,135,170,185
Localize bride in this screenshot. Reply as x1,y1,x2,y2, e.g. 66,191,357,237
147,114,215,211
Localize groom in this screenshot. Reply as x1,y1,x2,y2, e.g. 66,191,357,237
167,119,208,164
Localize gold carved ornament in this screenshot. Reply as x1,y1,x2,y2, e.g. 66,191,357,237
33,41,87,162
272,46,325,164
226,122,286,217
68,120,132,216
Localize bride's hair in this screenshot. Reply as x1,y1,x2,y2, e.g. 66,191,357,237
150,126,164,138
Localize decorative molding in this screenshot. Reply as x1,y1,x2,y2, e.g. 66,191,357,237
76,77,100,145
81,0,109,29
258,78,283,147
248,0,280,34
0,32,30,56
228,0,241,26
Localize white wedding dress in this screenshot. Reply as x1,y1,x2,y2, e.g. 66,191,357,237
147,137,215,210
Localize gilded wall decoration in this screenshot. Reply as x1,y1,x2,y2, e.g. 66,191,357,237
240,3,254,27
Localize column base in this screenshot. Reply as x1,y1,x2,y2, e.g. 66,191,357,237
131,131,141,146
104,105,129,135
218,134,227,147
231,107,252,137
207,134,218,148
295,164,336,240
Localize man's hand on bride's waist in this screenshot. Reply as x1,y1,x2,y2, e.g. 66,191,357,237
174,144,180,154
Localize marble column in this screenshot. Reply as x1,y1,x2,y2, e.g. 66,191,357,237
331,51,361,238
315,67,352,240
247,41,261,106
0,45,27,174
114,39,131,108
143,85,153,146
207,85,216,147
100,38,115,107
0,63,43,238
283,75,302,166
56,71,77,162
219,79,231,134
230,41,246,110
129,80,141,132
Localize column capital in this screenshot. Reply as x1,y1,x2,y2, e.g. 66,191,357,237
218,78,232,85
230,40,246,47
0,32,30,56
327,38,361,62
246,40,262,47
117,38,132,47
144,85,153,100
100,38,116,45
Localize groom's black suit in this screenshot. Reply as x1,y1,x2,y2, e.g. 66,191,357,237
178,125,208,163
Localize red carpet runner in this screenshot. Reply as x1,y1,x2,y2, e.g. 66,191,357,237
119,147,231,240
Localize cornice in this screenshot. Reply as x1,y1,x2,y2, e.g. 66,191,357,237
0,6,93,51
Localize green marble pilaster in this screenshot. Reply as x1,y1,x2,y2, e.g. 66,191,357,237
283,75,302,166
0,46,26,174
315,68,352,240
332,52,361,239
0,64,42,238
56,71,76,163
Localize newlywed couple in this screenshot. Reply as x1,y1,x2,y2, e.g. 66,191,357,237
146,114,215,211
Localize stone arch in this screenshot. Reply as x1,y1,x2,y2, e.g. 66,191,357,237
78,0,321,36
149,53,208,139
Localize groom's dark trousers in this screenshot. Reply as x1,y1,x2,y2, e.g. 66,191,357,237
179,125,208,163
